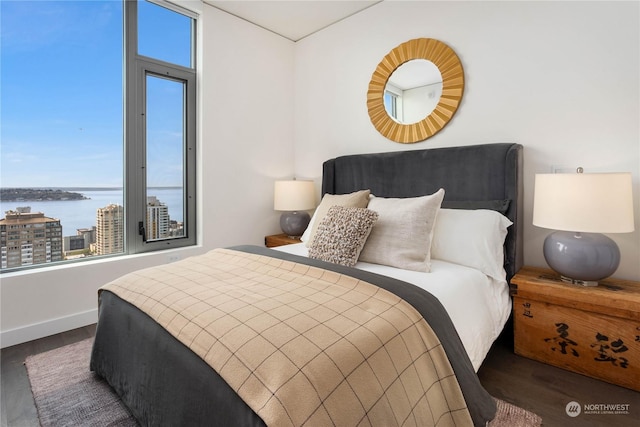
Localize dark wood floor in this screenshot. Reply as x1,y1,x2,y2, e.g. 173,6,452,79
477,328,640,426
2,324,638,426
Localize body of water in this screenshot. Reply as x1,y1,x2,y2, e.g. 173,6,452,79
0,188,183,238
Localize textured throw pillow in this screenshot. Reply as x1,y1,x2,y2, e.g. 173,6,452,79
431,208,513,280
359,189,445,272
302,189,371,247
308,206,378,267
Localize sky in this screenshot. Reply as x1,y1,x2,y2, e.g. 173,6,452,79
0,0,192,188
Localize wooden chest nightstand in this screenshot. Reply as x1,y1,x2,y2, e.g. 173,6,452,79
510,266,640,391
265,233,302,248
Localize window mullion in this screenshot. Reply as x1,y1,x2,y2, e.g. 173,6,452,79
124,0,147,254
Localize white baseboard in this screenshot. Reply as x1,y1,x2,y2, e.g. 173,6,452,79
0,309,98,349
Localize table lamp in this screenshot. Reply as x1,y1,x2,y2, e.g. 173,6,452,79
533,168,634,286
274,180,315,237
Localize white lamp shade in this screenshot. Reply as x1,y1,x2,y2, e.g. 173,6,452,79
533,172,635,233
274,180,316,211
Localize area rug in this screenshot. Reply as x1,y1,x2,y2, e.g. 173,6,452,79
26,338,542,426
25,338,137,427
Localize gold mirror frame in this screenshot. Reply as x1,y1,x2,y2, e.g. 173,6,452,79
367,38,465,144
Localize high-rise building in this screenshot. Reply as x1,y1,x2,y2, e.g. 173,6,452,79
95,204,124,255
0,208,63,269
146,196,170,240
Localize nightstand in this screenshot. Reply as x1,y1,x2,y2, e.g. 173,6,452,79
265,233,302,248
510,266,640,391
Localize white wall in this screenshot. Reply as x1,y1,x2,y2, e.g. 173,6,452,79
293,0,640,280
0,2,295,348
403,83,441,124
199,5,295,248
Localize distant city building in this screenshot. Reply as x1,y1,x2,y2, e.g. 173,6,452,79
0,207,63,269
146,196,170,240
77,227,96,244
96,204,123,255
169,219,184,238
63,226,96,255
65,235,86,252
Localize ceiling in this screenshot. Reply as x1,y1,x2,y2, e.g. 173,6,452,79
203,1,382,41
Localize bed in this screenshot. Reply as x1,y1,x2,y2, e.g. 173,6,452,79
91,142,523,426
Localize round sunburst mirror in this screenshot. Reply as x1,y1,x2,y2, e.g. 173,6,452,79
367,38,465,144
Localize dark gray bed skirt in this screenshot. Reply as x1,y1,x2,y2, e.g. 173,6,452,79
91,289,266,427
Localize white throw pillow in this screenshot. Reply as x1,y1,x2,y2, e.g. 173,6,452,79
431,208,513,280
301,189,371,247
358,189,445,272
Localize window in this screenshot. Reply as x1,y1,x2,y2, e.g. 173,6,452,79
125,0,196,253
138,0,193,68
0,0,197,271
384,83,403,123
384,91,399,121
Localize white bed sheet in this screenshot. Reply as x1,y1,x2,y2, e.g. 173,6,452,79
273,243,511,372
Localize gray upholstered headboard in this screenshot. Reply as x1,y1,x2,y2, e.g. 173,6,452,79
321,143,523,281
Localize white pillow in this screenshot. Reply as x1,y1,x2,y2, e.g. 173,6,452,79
301,189,371,246
431,208,513,280
358,189,445,272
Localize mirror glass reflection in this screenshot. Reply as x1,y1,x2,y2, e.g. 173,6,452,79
383,59,442,124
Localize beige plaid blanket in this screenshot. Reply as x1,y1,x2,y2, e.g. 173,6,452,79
101,248,473,426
